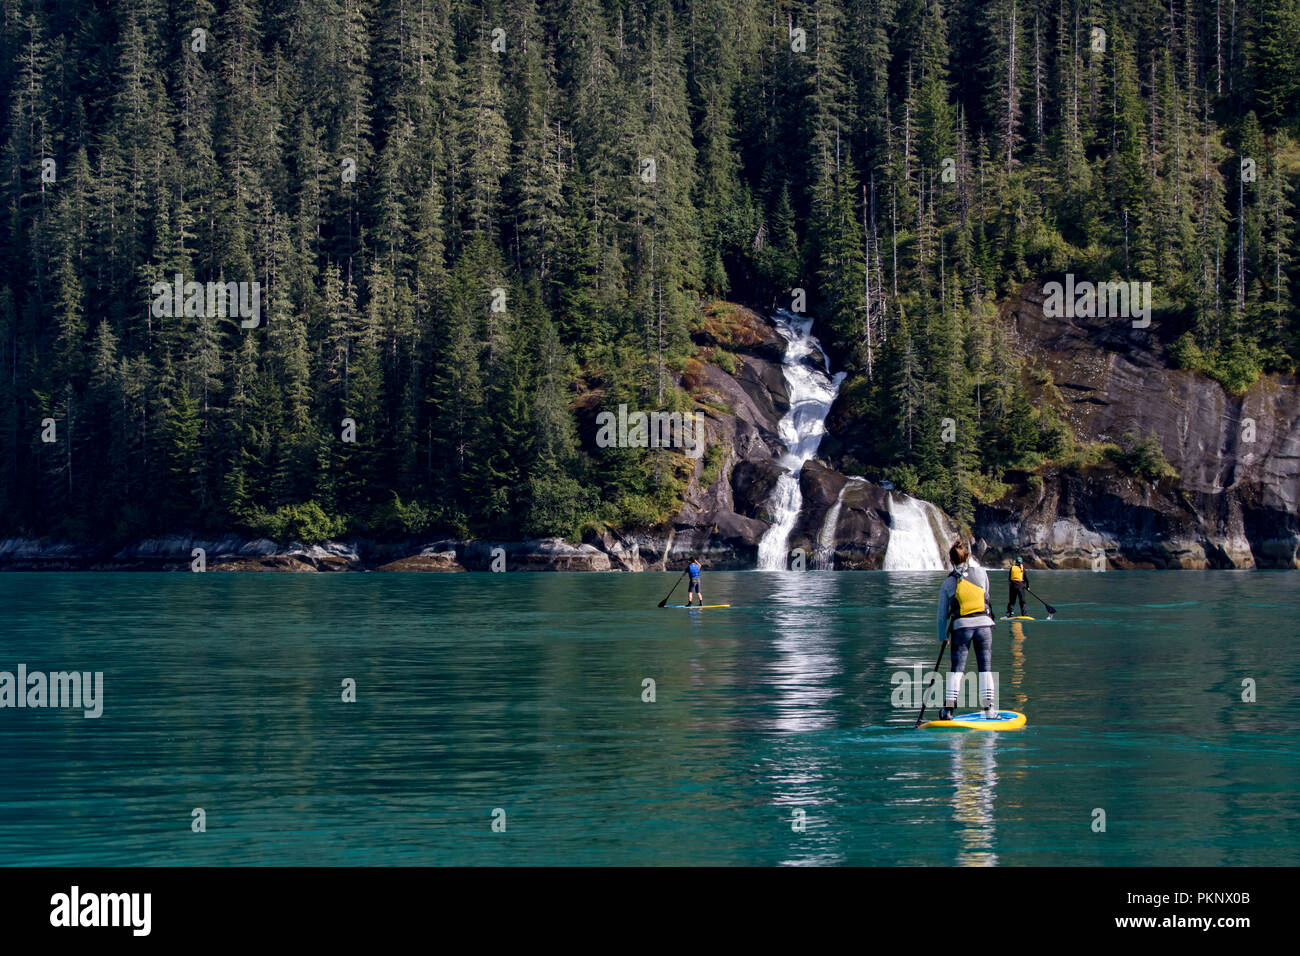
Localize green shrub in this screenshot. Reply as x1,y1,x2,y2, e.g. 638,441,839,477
524,473,597,539
1170,332,1206,371
1036,411,1071,459
1054,440,1112,470
1104,432,1179,482
916,477,951,508
366,493,434,538
1214,340,1262,394
605,493,663,529
246,501,347,543
1170,333,1261,394
882,464,919,495
968,470,1011,503
699,441,728,489
694,396,732,415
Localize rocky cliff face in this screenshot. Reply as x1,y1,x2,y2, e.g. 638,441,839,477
973,283,1300,568
0,304,946,572
653,306,947,570
6,296,1290,572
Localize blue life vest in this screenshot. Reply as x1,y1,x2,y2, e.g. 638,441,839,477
688,562,701,579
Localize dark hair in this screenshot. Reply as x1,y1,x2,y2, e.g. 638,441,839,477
949,540,969,565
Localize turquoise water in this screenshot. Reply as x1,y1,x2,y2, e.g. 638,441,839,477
1,570,1296,866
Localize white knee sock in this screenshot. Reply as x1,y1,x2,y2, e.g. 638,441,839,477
945,672,963,708
979,672,996,716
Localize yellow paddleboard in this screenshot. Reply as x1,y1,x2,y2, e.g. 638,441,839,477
920,710,1027,730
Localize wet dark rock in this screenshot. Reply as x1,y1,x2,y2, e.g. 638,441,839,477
374,549,465,572
5,298,1293,572
974,286,1300,568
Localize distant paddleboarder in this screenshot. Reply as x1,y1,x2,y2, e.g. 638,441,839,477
687,556,704,606
1006,556,1028,617
935,540,997,720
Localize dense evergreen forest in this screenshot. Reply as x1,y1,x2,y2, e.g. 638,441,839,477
1,0,1297,544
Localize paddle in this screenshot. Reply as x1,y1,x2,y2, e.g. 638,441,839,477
658,567,688,608
1026,586,1056,618
914,638,950,728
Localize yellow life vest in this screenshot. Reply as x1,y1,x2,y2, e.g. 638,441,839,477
1010,565,1024,583
950,572,987,618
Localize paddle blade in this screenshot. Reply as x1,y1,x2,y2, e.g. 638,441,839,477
658,569,687,607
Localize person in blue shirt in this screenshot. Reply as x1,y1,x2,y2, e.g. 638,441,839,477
686,557,704,606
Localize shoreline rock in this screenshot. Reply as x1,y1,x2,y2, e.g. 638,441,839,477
3,295,1296,573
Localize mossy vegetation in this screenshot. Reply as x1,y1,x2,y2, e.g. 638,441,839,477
1104,433,1180,482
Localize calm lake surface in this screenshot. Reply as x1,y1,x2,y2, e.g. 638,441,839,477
1,570,1296,866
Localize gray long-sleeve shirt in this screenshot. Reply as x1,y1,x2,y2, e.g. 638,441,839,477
936,562,995,641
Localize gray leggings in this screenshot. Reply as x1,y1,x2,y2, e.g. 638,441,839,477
950,626,993,673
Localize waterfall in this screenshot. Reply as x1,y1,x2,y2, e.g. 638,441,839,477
882,492,953,571
756,310,846,570
813,476,865,570
752,308,955,573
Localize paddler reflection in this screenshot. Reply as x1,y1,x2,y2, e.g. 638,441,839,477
1008,620,1028,711
948,733,1000,866
947,623,1029,867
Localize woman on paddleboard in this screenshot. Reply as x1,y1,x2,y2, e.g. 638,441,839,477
935,540,997,720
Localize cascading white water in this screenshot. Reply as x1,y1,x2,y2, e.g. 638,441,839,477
813,476,865,570
753,310,955,572
812,486,848,571
756,310,845,570
882,492,952,570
